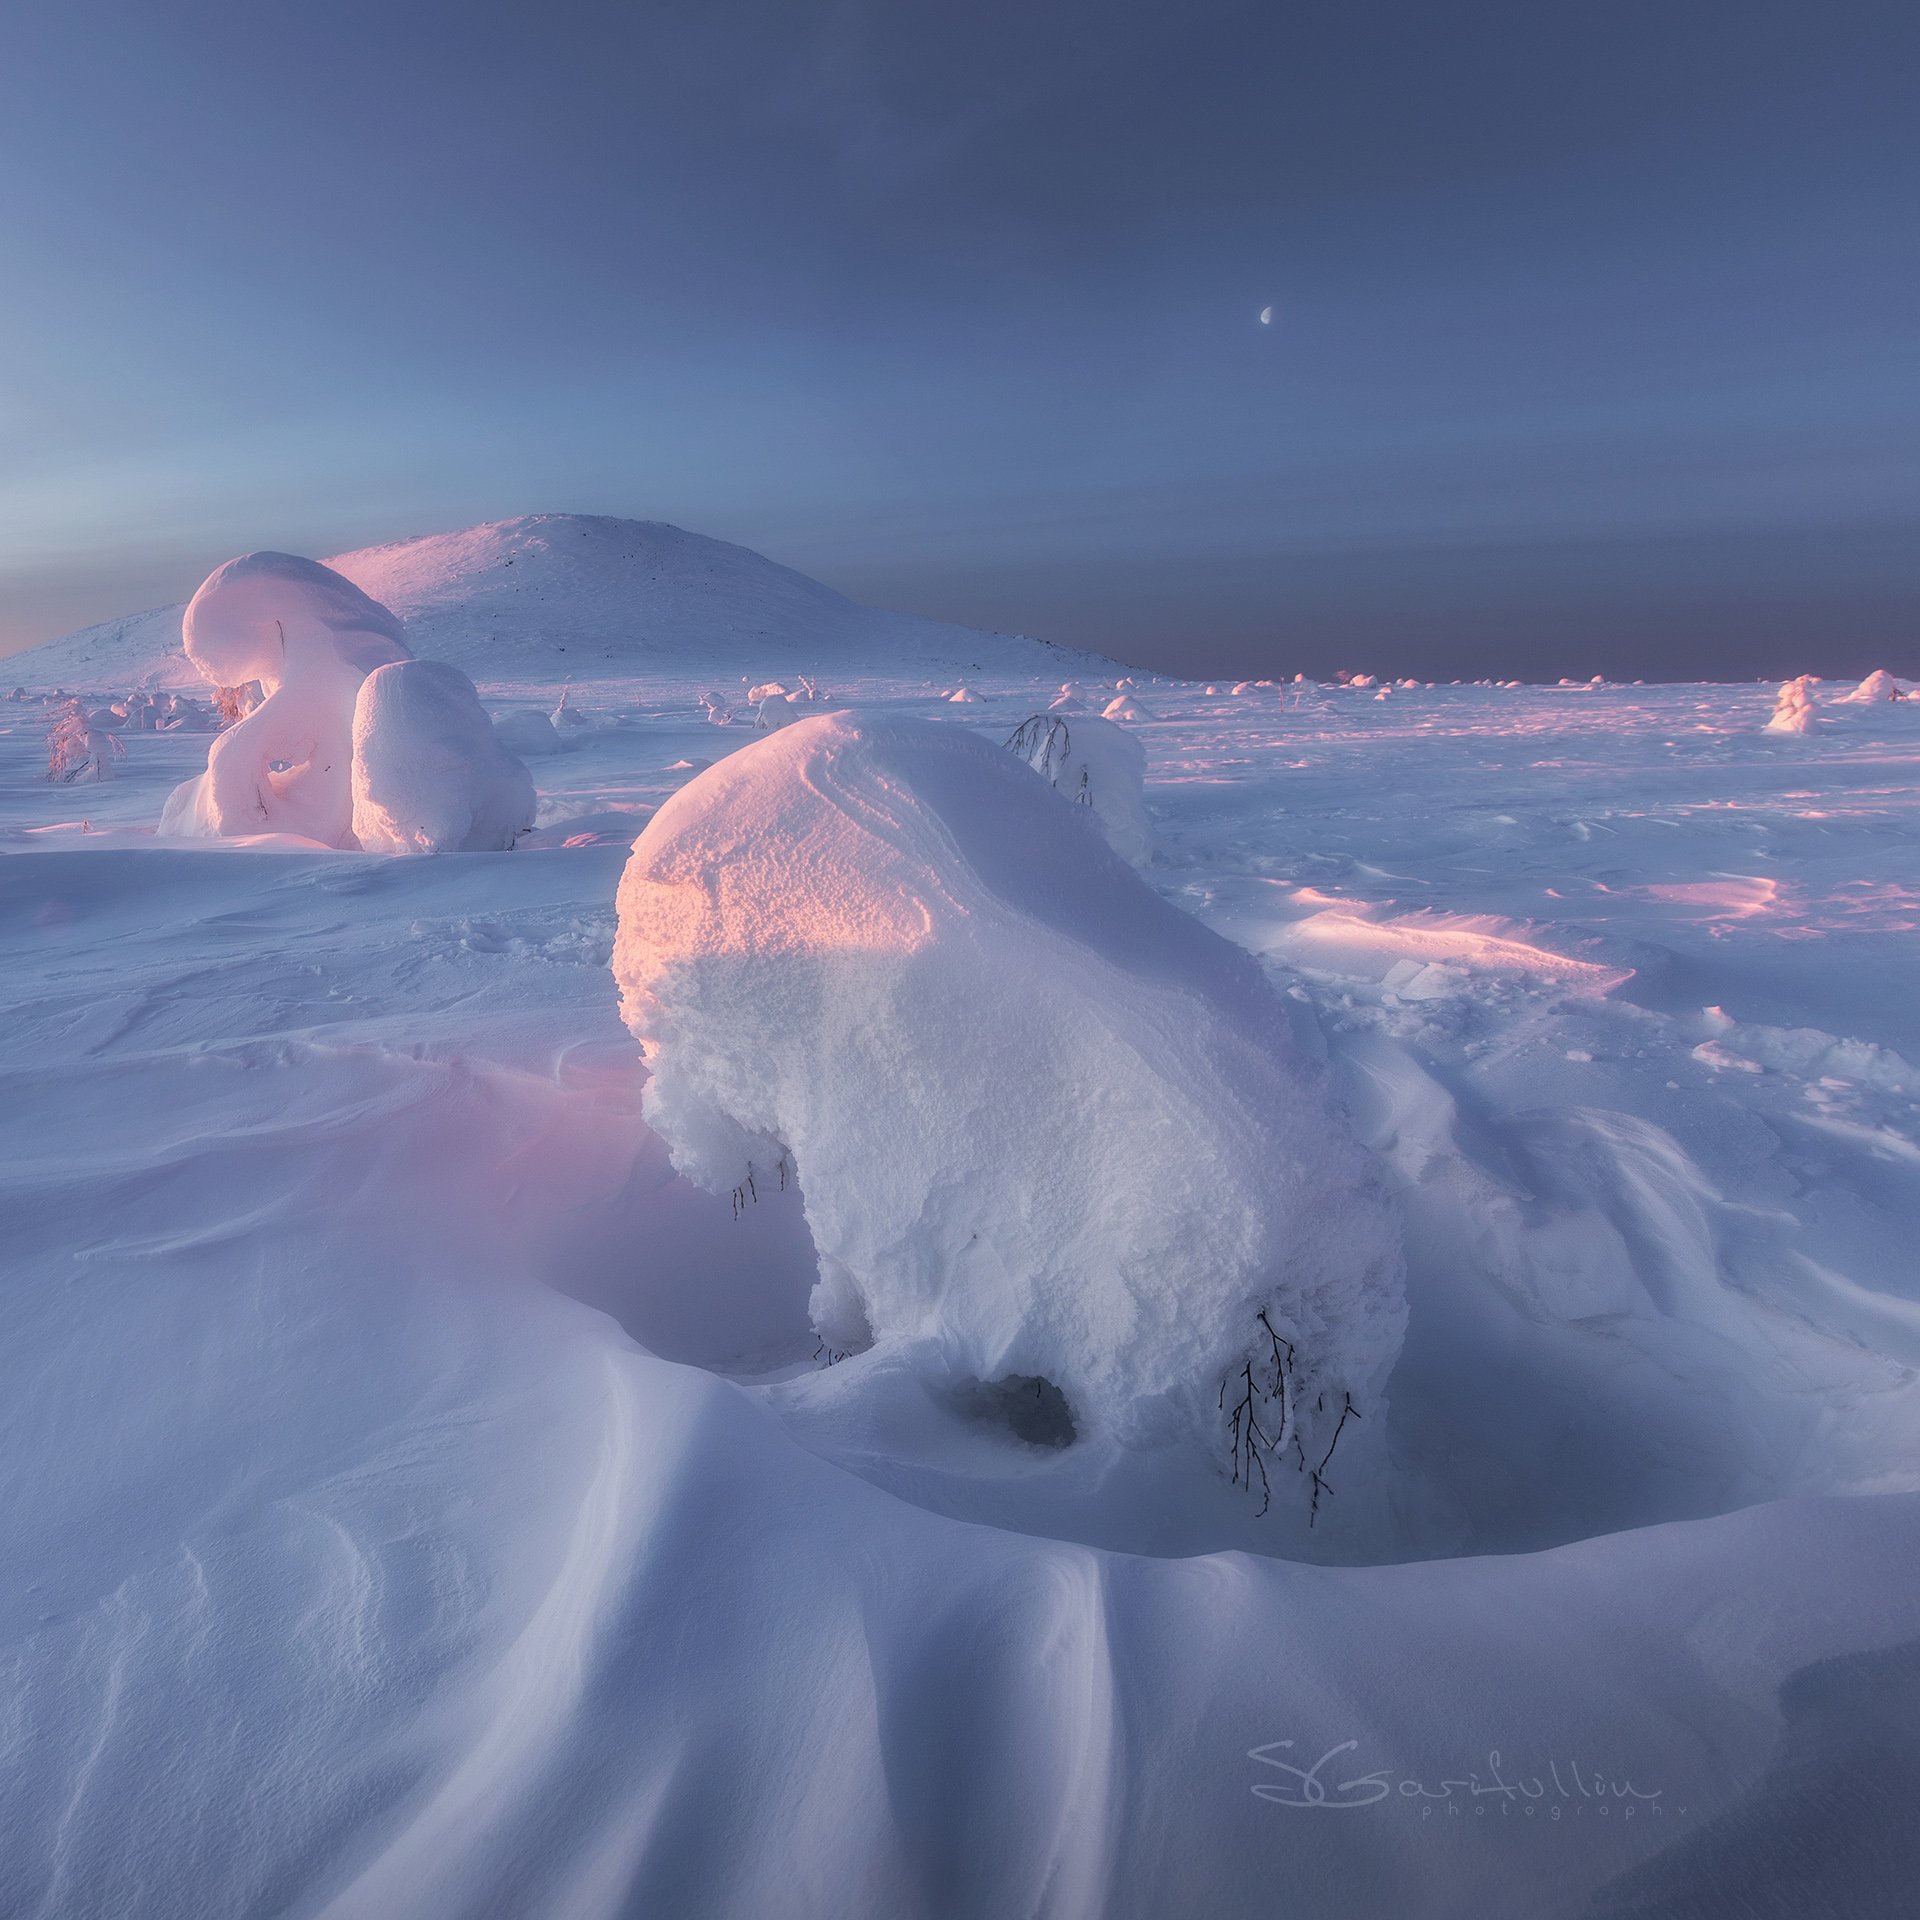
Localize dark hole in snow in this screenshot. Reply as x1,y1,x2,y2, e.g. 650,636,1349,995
956,1374,1077,1449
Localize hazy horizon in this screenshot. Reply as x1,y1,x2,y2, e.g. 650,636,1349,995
4,0,1914,679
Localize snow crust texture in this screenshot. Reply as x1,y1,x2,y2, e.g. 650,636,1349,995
613,712,1404,1475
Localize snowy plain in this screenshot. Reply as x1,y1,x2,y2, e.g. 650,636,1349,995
3,519,1919,1917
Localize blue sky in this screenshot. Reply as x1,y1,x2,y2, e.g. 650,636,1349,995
2,0,1914,677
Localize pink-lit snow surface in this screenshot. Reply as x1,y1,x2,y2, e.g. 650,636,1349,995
4,668,1920,1917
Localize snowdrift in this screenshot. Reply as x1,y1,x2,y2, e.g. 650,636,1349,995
613,713,1403,1498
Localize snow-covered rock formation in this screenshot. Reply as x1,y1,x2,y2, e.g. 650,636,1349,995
612,713,1403,1502
1005,710,1153,865
350,660,536,855
160,552,412,845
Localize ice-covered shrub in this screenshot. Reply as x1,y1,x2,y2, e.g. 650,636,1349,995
612,713,1403,1497
1005,712,1153,866
351,660,536,854
160,552,412,844
1765,675,1821,734
1102,693,1152,722
754,695,801,731
213,682,262,728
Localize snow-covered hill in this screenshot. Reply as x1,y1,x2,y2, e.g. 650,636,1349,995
8,514,1101,691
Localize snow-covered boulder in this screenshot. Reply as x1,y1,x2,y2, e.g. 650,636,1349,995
1835,669,1904,704
1101,693,1152,722
492,707,566,758
1005,711,1154,866
754,695,802,731
612,714,1403,1498
1765,675,1821,734
160,552,412,845
350,661,536,855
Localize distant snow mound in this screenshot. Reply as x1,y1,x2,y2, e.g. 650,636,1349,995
492,708,565,757
1102,694,1153,722
13,514,1107,690
1005,711,1153,866
351,660,536,855
612,713,1403,1494
1835,669,1905,704
1765,675,1821,735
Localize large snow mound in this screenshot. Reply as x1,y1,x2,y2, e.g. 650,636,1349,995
351,660,536,854
161,551,413,847
11,514,1108,691
612,713,1404,1494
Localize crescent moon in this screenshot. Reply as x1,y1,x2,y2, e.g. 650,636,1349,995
1259,306,1273,325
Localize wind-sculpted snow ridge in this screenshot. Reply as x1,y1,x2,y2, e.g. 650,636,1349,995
613,713,1405,1510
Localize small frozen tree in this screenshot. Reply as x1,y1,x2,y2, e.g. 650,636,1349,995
45,700,124,783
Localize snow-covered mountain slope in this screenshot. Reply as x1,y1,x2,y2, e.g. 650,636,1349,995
7,513,1100,691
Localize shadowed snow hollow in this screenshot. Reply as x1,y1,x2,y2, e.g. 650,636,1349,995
612,713,1404,1499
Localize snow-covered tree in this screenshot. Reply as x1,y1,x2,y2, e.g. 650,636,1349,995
350,660,536,854
160,552,412,844
44,699,124,784
612,713,1404,1511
